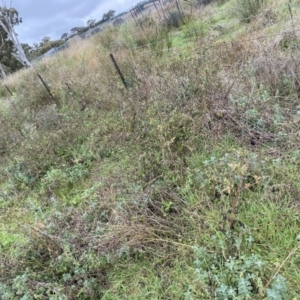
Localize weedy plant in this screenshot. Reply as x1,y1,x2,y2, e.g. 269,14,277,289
190,234,289,299
1,0,300,298
163,11,189,29
234,0,266,22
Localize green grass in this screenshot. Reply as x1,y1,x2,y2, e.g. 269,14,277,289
102,255,195,300
1,0,300,298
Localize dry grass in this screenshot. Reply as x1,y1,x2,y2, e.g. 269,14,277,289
1,0,300,297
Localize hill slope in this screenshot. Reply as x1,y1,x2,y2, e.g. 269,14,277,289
1,0,300,298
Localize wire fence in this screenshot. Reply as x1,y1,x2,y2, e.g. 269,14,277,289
29,0,300,66
2,0,300,99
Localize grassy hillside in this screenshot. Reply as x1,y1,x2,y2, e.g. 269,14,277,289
1,0,300,298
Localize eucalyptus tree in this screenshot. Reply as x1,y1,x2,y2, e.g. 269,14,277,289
0,5,32,68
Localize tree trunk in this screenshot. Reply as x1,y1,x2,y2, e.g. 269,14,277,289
0,10,32,68
0,62,6,78
7,29,32,67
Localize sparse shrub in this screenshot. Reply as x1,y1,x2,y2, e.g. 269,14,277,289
253,55,300,97
113,18,125,27
266,275,289,300
235,0,266,22
148,29,172,54
195,0,218,5
182,150,264,200
118,24,139,50
279,31,299,50
137,15,156,28
195,0,228,6
191,238,289,299
1,2,300,298
41,163,90,192
0,201,112,299
96,26,119,51
137,106,192,183
0,86,7,97
182,18,209,40
163,11,188,29
8,161,40,189
259,8,277,27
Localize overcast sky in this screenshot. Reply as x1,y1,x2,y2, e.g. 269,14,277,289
10,0,137,46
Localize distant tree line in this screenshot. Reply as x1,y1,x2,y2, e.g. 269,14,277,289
60,9,116,42
0,6,119,77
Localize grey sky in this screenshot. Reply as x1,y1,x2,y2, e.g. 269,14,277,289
10,0,137,45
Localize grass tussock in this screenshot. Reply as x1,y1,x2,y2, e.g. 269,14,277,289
1,0,300,298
